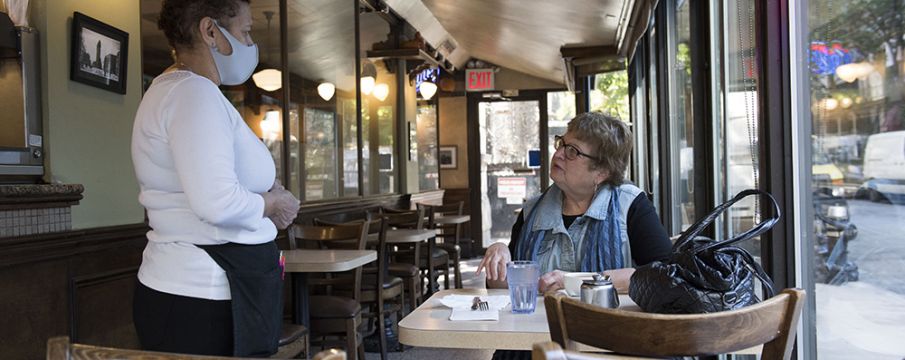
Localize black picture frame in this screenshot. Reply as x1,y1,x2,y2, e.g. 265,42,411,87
70,12,128,94
439,145,457,169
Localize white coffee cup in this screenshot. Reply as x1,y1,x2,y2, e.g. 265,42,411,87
563,272,597,297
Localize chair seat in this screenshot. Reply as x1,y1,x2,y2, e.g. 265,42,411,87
309,295,362,319
388,263,420,277
396,247,448,262
436,243,461,256
360,274,404,291
278,323,308,347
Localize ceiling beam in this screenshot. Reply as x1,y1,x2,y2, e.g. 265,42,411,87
560,45,619,59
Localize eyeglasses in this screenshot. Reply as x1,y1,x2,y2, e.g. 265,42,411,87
554,135,598,161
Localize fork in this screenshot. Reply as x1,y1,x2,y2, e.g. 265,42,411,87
471,296,490,311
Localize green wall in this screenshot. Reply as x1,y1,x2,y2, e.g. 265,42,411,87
32,0,144,229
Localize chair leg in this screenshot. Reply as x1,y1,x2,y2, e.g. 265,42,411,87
378,308,388,360
345,318,358,360
408,276,419,313
454,259,463,289
442,260,451,290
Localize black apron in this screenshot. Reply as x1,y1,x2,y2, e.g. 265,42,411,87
198,241,282,357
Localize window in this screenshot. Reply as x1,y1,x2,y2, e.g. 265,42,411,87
359,13,398,196
805,0,905,357
287,0,358,201
667,0,695,233
417,104,439,191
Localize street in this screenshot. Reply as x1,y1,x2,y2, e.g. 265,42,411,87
846,199,905,295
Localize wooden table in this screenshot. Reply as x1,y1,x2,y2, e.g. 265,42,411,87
282,249,377,326
399,289,760,357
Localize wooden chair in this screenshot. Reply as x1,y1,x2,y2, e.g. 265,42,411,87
543,289,806,359
381,207,450,296
417,202,465,289
272,323,309,359
531,342,629,360
293,223,369,360
313,217,405,360
379,208,428,312
46,336,341,360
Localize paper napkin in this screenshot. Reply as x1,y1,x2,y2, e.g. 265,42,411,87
439,294,510,321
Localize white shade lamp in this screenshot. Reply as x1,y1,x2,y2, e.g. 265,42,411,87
419,81,437,100
373,83,389,101
317,82,335,101
360,61,377,95
252,11,282,91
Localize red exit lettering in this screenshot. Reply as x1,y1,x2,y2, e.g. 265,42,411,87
466,69,494,91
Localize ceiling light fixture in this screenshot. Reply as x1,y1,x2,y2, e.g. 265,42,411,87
252,11,282,91
317,82,335,101
419,81,437,100
373,83,389,101
360,60,377,95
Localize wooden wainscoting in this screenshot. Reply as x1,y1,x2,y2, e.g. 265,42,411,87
0,223,148,360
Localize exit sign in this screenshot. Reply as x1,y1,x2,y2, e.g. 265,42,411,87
466,68,494,91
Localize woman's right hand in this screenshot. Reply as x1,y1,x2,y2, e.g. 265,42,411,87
475,242,511,281
262,188,300,230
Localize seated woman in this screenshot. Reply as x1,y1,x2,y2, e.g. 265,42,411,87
476,112,672,294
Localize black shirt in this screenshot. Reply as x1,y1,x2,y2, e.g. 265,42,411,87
508,193,672,267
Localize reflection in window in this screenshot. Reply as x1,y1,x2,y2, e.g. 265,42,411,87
417,104,439,191
286,0,357,201
548,91,576,170
669,0,694,233
360,11,398,196
303,108,337,201
715,0,759,246
807,0,905,358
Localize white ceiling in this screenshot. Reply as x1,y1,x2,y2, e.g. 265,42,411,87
420,0,629,83
141,0,637,87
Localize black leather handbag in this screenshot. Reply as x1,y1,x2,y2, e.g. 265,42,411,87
629,189,780,314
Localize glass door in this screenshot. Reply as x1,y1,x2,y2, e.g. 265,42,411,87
478,100,543,247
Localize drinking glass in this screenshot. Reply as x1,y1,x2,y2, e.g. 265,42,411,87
506,261,540,314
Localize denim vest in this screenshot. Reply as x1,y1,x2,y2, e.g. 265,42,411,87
517,183,644,274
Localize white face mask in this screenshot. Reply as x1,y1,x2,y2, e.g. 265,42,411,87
210,22,258,85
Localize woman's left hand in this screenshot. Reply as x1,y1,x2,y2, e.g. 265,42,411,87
602,268,636,293
538,270,566,293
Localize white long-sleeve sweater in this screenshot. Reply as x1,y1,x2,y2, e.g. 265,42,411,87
131,70,277,300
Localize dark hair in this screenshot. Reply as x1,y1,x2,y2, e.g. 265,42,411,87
566,112,633,187
158,0,250,50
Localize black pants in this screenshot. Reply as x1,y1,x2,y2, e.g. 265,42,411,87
133,282,233,356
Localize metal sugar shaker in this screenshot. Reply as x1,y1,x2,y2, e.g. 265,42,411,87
579,274,620,309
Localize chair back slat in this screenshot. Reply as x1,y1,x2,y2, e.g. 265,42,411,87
293,223,369,301
544,289,805,359
379,208,425,230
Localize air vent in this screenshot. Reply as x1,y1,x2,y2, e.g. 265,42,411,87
439,38,457,54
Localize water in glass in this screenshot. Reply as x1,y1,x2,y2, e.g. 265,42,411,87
507,261,540,314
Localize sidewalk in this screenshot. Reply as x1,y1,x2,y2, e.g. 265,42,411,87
816,282,905,359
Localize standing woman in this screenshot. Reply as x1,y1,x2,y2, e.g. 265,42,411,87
476,112,672,293
131,0,300,356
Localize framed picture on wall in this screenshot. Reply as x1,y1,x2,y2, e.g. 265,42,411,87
439,145,457,169
70,12,129,94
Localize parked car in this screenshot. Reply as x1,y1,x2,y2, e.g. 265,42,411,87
857,130,905,203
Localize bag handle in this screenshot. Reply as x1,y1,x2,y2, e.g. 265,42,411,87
674,189,781,254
